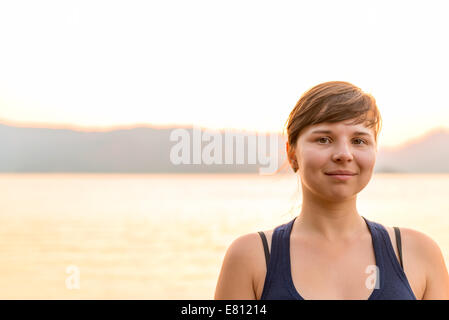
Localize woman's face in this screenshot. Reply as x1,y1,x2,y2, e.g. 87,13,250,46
288,119,377,202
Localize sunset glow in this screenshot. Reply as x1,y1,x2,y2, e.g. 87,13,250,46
1,0,448,148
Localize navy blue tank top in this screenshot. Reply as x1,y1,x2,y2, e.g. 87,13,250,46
260,216,416,300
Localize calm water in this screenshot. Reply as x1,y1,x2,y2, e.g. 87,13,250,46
0,173,448,299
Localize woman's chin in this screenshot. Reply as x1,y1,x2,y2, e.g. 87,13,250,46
323,191,357,202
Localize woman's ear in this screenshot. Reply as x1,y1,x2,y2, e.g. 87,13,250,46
286,141,298,172
286,141,292,162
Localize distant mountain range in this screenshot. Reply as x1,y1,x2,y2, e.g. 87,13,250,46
1,122,448,173
373,127,449,173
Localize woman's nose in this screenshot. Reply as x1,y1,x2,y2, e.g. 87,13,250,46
331,143,354,162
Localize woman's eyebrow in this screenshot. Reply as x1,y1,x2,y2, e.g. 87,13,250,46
310,129,372,136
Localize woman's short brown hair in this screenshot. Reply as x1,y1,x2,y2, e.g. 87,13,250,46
285,81,382,172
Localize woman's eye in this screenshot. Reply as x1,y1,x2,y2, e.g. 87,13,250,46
317,137,330,144
353,138,367,145
316,137,367,145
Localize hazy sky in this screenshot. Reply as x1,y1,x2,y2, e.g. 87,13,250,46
0,0,448,147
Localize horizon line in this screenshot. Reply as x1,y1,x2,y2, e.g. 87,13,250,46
0,118,287,135
1,117,449,149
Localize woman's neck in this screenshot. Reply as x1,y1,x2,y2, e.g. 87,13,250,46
293,200,367,242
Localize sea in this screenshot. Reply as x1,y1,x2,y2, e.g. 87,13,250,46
0,173,448,299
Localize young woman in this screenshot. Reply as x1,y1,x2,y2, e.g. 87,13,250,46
214,81,449,300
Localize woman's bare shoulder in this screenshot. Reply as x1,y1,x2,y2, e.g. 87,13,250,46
226,233,262,258
382,224,443,264
214,230,274,300
384,225,442,254
225,229,275,261
398,227,446,266
399,226,449,299
382,223,449,299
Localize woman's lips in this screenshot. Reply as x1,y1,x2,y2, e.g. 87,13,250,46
325,173,355,181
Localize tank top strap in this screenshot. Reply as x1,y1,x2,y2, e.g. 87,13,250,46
277,216,297,272
363,217,400,269
361,216,387,298
267,217,296,272
362,216,414,293
260,217,297,299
